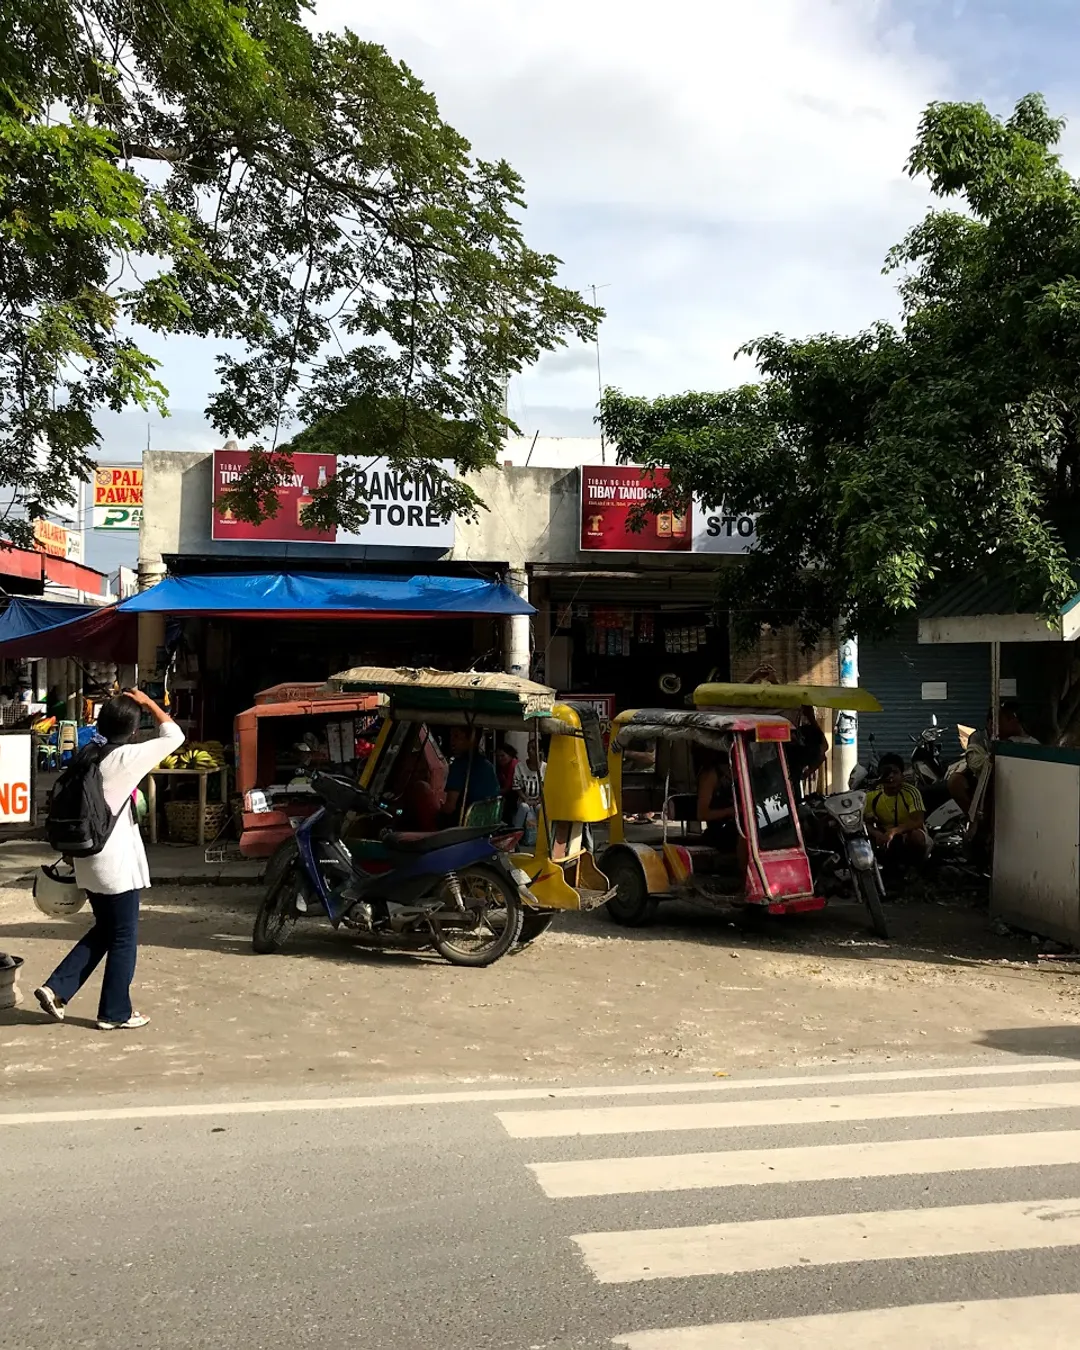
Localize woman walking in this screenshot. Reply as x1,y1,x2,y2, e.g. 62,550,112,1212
35,688,184,1030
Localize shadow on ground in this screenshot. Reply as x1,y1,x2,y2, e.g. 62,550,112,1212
977,1027,1080,1059
0,876,1042,981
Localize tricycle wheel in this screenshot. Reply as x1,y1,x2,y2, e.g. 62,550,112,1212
857,868,889,940
603,854,658,927
515,911,556,949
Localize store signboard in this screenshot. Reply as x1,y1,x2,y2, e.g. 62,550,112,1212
93,464,143,531
561,692,616,738
0,734,32,823
211,449,456,548
33,519,84,562
580,466,688,552
692,499,757,554
580,466,755,554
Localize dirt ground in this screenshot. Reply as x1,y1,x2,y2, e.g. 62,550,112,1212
4,854,1080,1103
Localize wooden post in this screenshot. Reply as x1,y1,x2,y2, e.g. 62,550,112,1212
197,771,207,848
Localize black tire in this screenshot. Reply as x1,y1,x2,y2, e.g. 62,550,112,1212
603,853,658,927
516,911,556,949
857,867,889,940
428,864,524,968
252,862,303,953
261,836,298,892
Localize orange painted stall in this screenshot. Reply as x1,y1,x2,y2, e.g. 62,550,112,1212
234,692,381,857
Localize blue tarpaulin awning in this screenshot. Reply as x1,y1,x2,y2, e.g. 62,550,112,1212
118,571,534,618
0,598,136,661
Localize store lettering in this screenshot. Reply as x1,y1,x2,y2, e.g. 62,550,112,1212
587,484,652,502
352,470,434,502
218,469,306,489
706,514,756,539
361,503,441,528
0,781,29,816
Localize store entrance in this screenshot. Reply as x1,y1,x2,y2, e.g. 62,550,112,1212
551,590,730,710
196,616,479,742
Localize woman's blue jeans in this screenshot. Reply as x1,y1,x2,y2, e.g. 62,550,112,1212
46,889,140,1023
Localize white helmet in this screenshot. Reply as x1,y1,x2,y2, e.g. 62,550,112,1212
33,863,87,919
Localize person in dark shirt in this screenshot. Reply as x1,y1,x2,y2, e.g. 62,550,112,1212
785,705,828,798
441,727,501,824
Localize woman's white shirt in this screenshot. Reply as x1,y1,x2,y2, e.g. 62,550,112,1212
74,721,186,895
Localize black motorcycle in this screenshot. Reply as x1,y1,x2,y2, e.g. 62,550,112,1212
803,789,889,939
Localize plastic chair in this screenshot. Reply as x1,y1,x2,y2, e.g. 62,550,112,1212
58,720,78,765
463,796,505,828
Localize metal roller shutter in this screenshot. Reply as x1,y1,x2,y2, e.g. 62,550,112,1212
857,619,989,765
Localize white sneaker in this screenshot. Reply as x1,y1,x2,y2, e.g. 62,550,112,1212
34,987,65,1022
97,1012,151,1031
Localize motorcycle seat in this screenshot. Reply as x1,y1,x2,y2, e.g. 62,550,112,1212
382,825,498,854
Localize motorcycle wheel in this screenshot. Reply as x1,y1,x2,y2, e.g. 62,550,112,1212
515,911,556,949
252,861,304,954
261,836,299,892
428,864,524,968
857,867,889,940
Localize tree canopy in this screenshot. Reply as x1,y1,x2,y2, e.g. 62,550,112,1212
1,0,598,545
601,93,1080,648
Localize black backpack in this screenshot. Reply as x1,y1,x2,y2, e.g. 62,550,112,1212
45,743,124,858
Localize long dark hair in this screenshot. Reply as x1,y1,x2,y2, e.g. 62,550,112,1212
96,694,141,745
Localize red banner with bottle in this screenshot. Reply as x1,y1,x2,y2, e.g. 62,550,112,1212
212,449,337,542
579,466,691,552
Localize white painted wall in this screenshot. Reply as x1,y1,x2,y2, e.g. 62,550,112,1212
993,750,1080,943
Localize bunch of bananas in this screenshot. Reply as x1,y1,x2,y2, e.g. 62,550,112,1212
161,740,227,771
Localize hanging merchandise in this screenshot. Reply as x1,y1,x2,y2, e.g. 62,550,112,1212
659,673,682,695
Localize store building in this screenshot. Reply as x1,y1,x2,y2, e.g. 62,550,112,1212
130,439,846,745
0,543,115,721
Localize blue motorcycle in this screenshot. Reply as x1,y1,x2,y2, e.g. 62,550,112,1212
252,771,530,967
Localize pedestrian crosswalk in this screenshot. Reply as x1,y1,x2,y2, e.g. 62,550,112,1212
496,1062,1080,1347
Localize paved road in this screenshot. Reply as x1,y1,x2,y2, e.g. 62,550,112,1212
5,1059,1080,1347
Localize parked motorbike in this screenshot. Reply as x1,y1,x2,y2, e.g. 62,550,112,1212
252,771,534,967
847,732,879,790
803,789,889,939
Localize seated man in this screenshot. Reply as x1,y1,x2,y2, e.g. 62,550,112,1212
440,727,501,825
949,701,1038,815
865,753,928,865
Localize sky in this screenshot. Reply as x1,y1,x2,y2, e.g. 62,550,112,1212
85,0,1080,572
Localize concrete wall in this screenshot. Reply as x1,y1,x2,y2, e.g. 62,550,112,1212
139,449,619,572
993,744,1080,944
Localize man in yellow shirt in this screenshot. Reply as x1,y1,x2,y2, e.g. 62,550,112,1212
865,753,928,863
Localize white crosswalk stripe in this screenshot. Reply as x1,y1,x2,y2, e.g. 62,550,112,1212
497,1063,1080,1346
497,1079,1080,1137
530,1128,1080,1197
611,1293,1080,1349
574,1196,1080,1283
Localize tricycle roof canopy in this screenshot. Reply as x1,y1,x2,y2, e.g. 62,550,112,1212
324,666,557,720
612,707,794,751
694,681,882,713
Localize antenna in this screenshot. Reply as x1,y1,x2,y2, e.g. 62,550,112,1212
588,283,611,462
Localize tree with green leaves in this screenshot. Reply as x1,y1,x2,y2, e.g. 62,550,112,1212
1,0,598,546
602,93,1080,665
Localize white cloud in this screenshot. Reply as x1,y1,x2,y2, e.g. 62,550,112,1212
316,0,950,421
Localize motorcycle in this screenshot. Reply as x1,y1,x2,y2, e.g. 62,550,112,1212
803,788,889,939
252,771,534,967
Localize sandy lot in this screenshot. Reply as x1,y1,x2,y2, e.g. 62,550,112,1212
3,857,1080,1103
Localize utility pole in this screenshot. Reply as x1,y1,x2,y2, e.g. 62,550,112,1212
589,283,610,462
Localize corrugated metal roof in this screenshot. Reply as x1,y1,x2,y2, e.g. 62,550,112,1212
920,574,1033,620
